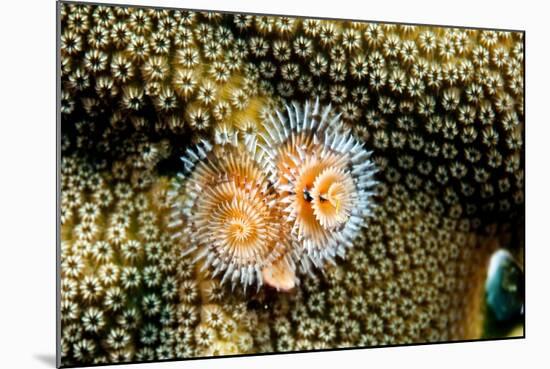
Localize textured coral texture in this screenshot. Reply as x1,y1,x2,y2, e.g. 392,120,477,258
59,2,524,366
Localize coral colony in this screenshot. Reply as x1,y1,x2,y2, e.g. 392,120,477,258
59,2,524,366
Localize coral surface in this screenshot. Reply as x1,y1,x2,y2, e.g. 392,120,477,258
59,2,524,366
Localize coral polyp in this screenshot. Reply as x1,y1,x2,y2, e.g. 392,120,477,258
168,145,296,291
255,100,378,272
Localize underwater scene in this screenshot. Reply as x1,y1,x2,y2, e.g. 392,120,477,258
58,1,525,367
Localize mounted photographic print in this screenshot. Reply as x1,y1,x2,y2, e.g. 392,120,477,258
57,1,525,367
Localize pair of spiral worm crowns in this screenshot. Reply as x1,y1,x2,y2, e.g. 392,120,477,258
168,98,378,292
